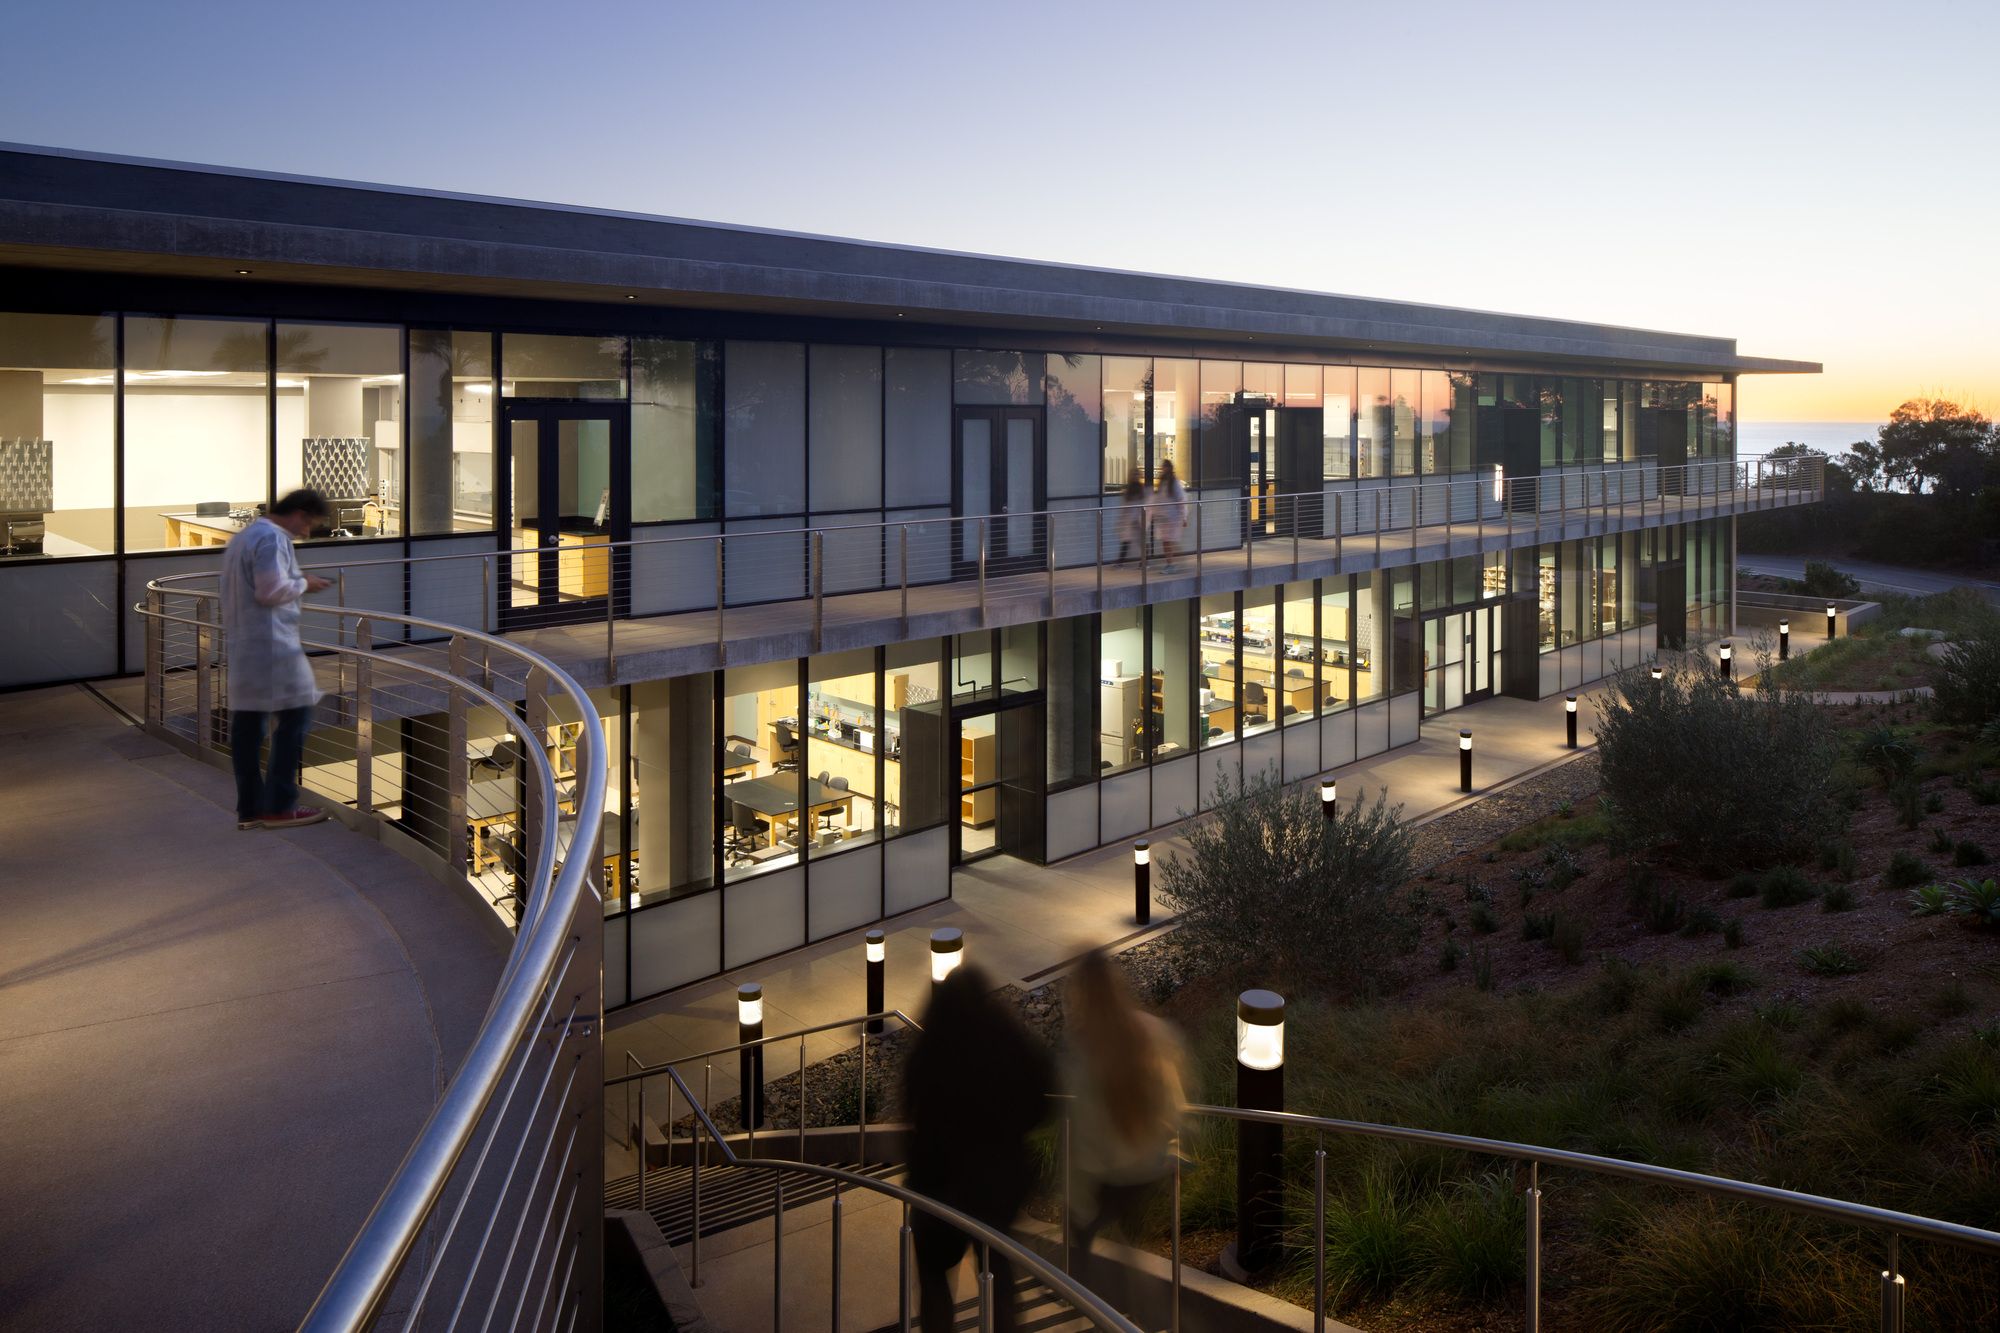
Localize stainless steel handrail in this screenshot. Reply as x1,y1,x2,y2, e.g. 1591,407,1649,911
657,1064,1144,1333
607,1008,924,1086
138,581,610,1333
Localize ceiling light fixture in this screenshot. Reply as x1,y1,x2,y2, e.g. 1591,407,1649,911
236,269,251,275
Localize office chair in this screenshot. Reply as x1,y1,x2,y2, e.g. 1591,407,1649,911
772,724,801,772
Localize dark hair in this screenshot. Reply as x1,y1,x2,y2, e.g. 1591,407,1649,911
271,488,333,519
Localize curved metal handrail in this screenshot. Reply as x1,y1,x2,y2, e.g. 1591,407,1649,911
662,1065,1143,1333
1188,1103,2000,1256
136,579,610,1332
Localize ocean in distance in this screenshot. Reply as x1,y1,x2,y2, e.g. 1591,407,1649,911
1737,422,1880,457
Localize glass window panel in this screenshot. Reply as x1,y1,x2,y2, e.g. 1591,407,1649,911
0,312,113,558
1154,359,1199,486
961,417,991,517
1001,621,1039,694
953,350,1045,405
1284,365,1321,408
885,347,950,508
501,333,626,399
1102,356,1148,494
724,660,803,882
278,322,401,541
1390,569,1419,696
1390,370,1419,476
1319,577,1355,712
952,630,995,699
805,648,881,853
1150,601,1192,759
1279,582,1317,724
1197,593,1237,745
408,329,494,534
809,344,882,513
886,639,945,835
1352,574,1385,704
632,338,714,522
1047,613,1097,788
1198,361,1242,491
123,315,268,553
1356,368,1390,480
1243,363,1282,401
1239,588,1279,738
1420,369,1450,476
1322,366,1354,482
1715,382,1733,459
1538,547,1557,652
724,341,805,516
1046,353,1101,499
1539,379,1561,468
1099,608,1145,775
631,673,715,904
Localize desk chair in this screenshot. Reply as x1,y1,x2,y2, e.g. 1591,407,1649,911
772,725,801,773
1244,713,1269,729
726,801,770,863
817,775,851,833
725,743,754,778
1281,704,1299,719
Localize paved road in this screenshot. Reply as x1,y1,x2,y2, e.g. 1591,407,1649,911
1737,554,2000,601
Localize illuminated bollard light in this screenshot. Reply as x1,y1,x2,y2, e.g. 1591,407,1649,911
738,982,766,1130
929,927,963,985
1233,990,1286,1275
864,929,885,1035
1719,640,1733,680
1779,618,1790,661
1828,602,1838,641
1320,778,1337,822
1459,729,1472,793
1565,694,1578,749
1133,840,1151,927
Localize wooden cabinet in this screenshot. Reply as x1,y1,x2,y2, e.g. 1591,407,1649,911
960,727,995,827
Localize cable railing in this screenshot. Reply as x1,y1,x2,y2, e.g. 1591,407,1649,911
144,456,1824,683
135,583,610,1333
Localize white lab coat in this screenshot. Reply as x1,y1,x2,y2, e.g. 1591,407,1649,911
220,517,322,713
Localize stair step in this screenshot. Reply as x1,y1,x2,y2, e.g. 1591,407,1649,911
605,1161,901,1247
860,1272,1093,1333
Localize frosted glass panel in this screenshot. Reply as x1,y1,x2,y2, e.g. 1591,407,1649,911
724,341,805,516
961,418,991,516
953,350,1044,404
1006,417,1034,556
1045,353,1100,498
808,344,882,513
885,348,950,507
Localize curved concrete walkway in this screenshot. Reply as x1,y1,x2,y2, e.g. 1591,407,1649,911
0,685,507,1333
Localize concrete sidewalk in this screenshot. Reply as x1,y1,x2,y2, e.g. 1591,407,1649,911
0,685,507,1333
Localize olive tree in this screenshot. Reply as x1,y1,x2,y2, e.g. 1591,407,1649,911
1157,766,1417,996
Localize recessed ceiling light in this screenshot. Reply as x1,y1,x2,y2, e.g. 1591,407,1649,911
236,269,251,275
625,294,635,300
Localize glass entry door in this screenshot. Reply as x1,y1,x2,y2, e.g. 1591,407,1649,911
1424,606,1501,714
951,697,1043,865
501,403,628,629
954,407,1044,577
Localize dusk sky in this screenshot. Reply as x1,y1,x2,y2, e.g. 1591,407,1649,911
4,0,1992,423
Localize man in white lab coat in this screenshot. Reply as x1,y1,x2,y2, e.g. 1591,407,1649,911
221,489,333,830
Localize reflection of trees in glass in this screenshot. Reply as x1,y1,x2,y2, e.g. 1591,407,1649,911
208,326,274,374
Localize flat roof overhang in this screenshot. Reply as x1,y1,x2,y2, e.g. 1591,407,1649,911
0,142,1821,379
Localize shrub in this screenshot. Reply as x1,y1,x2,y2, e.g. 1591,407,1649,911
1755,999,1802,1030
1803,560,1861,598
1160,767,1416,994
1551,912,1587,964
1472,944,1495,992
1542,842,1583,892
1929,978,1975,1018
1316,1169,1414,1299
1956,839,1990,867
1821,996,1874,1033
1883,850,1933,889
1592,957,1640,1015
1468,900,1499,934
1926,791,1948,813
1410,1173,1524,1301
1852,725,1919,786
1679,905,1723,937
1595,657,1848,867
1438,938,1466,971
1947,877,2000,927
1820,883,1859,913
1722,916,1746,949
1929,826,1957,855
1653,976,1709,1032
1973,778,2000,806
1760,865,1816,909
1726,873,1760,899
1797,942,1864,976
1908,885,1952,917
1930,633,2000,727
1521,911,1554,942
1891,780,1925,830
1643,886,1688,935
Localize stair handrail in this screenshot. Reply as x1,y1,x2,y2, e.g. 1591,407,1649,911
660,1064,1143,1333
607,1008,924,1083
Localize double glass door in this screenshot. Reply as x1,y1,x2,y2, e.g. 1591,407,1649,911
501,403,628,629
952,697,1042,865
1423,605,1502,713
954,407,1044,576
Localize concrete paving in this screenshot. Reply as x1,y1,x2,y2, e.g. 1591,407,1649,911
0,685,508,1333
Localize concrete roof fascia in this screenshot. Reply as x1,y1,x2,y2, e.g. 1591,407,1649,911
0,142,1820,377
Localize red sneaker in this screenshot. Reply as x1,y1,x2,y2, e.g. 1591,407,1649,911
260,807,328,829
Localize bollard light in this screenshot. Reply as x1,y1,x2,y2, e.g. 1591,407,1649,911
737,982,766,1130
1779,618,1790,661
1719,640,1733,680
864,929,885,1035
929,927,963,984
1133,841,1152,927
1565,694,1578,749
1459,729,1472,793
1651,665,1663,682
1320,778,1337,821
1234,990,1286,1274
1827,602,1838,640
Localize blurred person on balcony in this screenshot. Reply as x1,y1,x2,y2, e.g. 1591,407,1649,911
904,963,1053,1333
221,488,333,831
1152,459,1187,572
1114,474,1148,565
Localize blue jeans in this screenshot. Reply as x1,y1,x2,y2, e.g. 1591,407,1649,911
230,706,313,820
